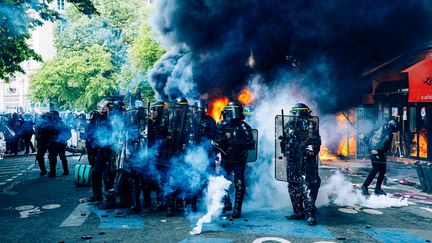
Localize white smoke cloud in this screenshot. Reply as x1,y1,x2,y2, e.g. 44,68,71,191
244,75,314,211
317,171,408,208
190,176,231,235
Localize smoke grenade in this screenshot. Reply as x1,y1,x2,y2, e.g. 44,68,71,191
190,176,231,235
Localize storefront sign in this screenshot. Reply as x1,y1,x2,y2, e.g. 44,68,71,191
402,58,432,102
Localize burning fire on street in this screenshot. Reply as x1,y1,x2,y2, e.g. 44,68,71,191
410,128,428,158
319,112,357,161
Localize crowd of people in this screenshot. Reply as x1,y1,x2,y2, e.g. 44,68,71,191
0,98,398,227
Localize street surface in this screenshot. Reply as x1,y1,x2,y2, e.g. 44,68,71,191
0,154,431,243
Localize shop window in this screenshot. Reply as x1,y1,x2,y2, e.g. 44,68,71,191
408,107,428,158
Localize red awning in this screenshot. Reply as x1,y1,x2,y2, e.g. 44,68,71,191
402,58,432,102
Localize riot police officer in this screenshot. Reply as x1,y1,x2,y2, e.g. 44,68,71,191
35,112,52,176
217,101,254,218
280,103,321,226
48,111,72,177
163,97,191,217
361,119,398,196
88,101,117,202
183,100,217,212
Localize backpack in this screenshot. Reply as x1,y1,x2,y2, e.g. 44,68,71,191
368,127,383,150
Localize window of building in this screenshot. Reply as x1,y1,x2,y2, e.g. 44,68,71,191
57,0,65,10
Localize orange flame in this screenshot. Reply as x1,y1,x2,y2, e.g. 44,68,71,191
237,86,254,105
410,128,428,158
209,97,229,123
319,145,337,160
319,111,357,160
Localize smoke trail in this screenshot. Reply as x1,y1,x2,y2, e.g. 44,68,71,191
149,0,432,112
190,175,231,235
317,171,408,208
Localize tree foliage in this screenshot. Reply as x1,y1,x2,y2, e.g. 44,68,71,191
0,0,97,81
29,0,166,110
30,45,116,111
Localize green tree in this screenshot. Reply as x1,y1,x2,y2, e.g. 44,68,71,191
0,0,96,81
30,45,117,111
130,23,166,72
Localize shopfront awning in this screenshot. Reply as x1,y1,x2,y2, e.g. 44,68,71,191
402,58,432,102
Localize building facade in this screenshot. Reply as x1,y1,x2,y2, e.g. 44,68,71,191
0,1,66,113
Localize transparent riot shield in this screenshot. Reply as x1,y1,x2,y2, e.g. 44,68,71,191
275,115,319,182
161,101,192,156
216,128,258,163
0,116,15,140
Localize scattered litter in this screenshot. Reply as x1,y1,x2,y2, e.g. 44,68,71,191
42,204,61,210
398,179,416,187
228,215,233,221
78,198,87,203
98,232,105,235
161,219,167,223
101,214,109,218
222,216,227,219
58,241,65,243
362,209,383,215
365,225,371,229
81,213,86,216
425,240,430,243
338,208,358,214
222,224,226,228
15,205,35,211
336,237,346,240
81,236,92,240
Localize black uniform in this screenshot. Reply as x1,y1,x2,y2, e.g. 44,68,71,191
184,107,217,212
88,111,114,202
35,113,53,176
361,120,397,195
22,118,35,154
280,103,321,226
48,113,72,177
281,116,320,221
217,118,254,218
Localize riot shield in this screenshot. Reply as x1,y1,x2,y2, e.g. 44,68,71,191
216,128,258,163
0,116,15,140
187,104,204,145
161,101,192,157
275,115,319,182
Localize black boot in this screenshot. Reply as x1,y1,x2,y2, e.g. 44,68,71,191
48,159,56,177
37,159,47,176
61,159,69,175
166,194,175,217
232,179,245,218
128,182,142,214
222,194,232,213
361,186,369,195
288,183,305,220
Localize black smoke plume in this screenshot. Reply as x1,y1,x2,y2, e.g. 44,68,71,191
149,0,432,113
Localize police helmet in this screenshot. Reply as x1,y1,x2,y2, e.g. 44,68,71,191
193,100,207,116
290,103,312,117
174,97,188,106
386,119,399,133
50,110,61,121
243,105,254,118
150,101,164,111
222,101,244,120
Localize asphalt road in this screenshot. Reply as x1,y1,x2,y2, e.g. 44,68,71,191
0,154,431,243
